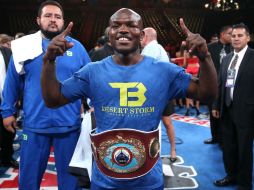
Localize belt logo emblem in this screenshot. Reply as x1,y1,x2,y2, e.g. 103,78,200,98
112,147,132,166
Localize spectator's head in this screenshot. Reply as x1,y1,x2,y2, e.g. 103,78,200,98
96,35,107,48
231,23,250,52
104,27,110,43
219,25,232,45
37,0,65,39
0,34,14,49
140,27,157,48
210,33,219,43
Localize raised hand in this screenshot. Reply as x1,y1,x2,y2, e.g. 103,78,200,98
179,18,208,60
44,22,74,61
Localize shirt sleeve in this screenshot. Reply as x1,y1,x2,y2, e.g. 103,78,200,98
168,65,191,99
1,56,23,118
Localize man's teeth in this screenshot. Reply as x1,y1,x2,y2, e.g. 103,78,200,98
119,37,129,41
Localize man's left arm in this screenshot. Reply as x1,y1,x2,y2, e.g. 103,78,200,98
179,18,217,103
187,53,217,102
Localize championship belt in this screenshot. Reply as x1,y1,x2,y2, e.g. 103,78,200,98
90,128,160,179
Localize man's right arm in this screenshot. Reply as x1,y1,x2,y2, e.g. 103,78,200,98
41,59,70,108
41,22,74,108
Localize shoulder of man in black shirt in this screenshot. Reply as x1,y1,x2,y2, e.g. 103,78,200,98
90,43,114,62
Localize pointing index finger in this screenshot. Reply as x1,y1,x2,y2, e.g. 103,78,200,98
60,22,73,38
179,18,192,37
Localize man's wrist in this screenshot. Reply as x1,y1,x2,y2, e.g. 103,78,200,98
44,59,56,65
48,60,56,65
199,52,211,61
43,53,56,64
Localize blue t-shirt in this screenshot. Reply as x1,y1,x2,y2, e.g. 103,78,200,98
61,56,191,189
1,36,91,133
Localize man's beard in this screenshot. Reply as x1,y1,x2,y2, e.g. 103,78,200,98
41,28,63,39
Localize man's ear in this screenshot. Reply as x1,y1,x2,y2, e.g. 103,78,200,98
140,30,145,42
247,35,251,43
36,17,40,26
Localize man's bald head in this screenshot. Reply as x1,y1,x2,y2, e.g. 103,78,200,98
110,8,143,28
140,27,157,48
108,8,144,56
143,27,157,40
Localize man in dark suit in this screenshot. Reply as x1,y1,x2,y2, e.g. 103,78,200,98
213,23,254,190
204,25,232,145
0,46,19,168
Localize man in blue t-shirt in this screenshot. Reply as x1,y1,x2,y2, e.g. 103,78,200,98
40,8,217,190
0,1,90,189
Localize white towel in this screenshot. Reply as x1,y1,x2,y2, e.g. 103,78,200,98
69,112,93,179
11,31,43,74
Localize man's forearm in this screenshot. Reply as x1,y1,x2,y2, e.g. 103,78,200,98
41,59,64,108
198,53,218,103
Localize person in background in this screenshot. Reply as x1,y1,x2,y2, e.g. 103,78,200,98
88,35,107,57
0,45,19,169
213,23,253,190
204,25,232,145
171,42,200,117
140,27,176,161
210,33,219,43
172,45,186,109
0,1,90,189
0,34,14,49
90,27,114,62
40,8,217,189
182,47,200,117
